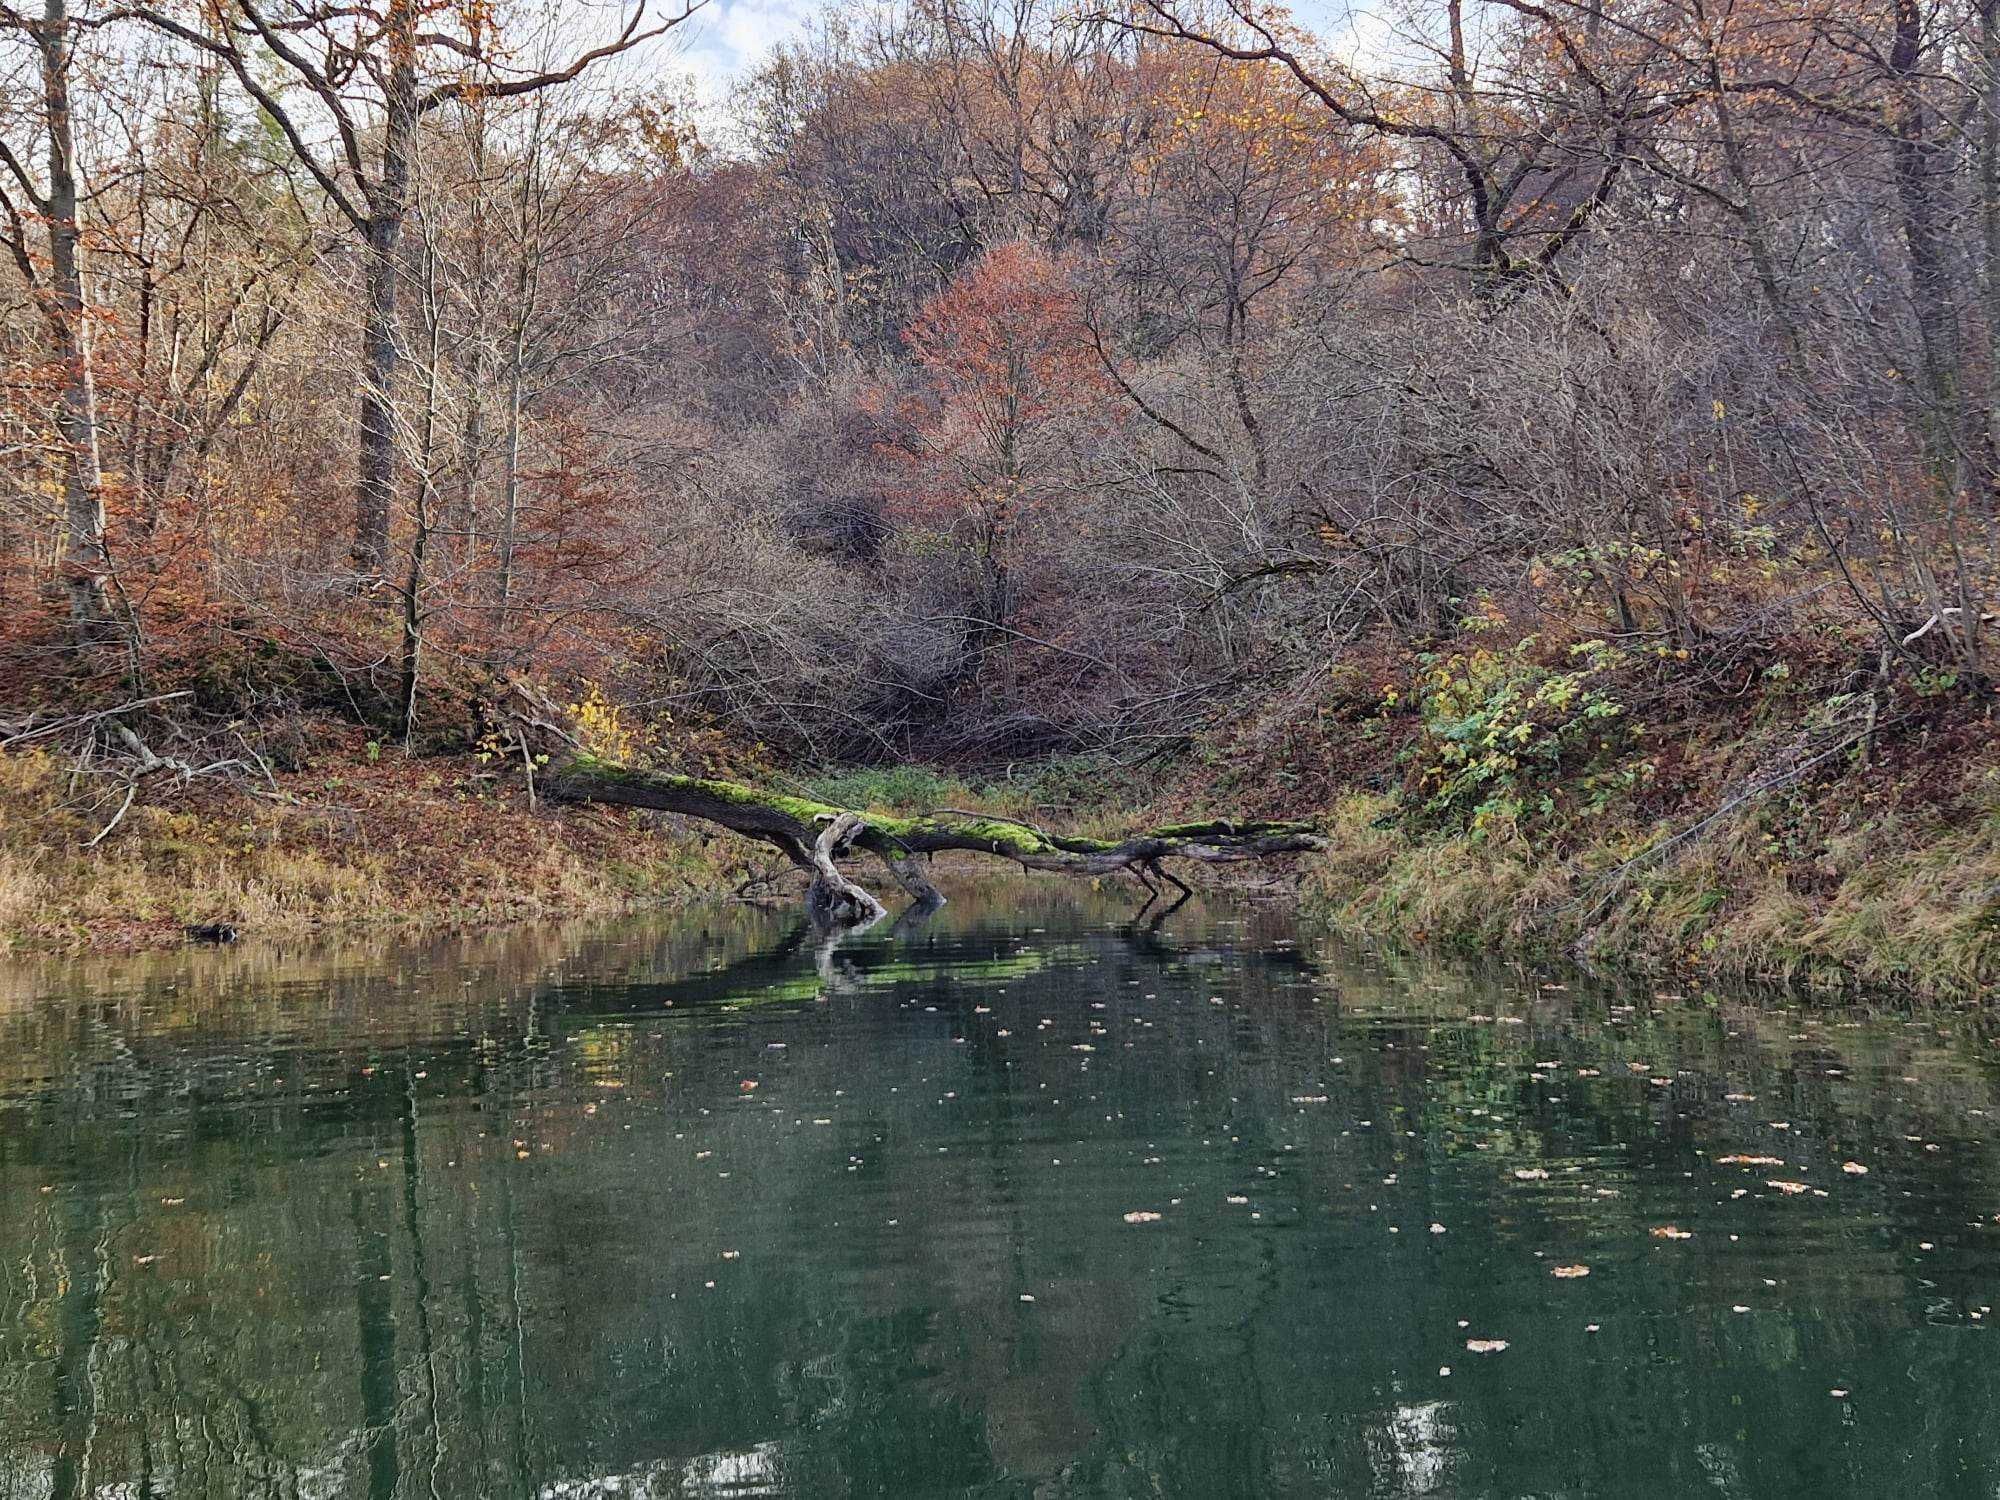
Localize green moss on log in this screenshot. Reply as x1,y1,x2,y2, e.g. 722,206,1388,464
545,754,1321,884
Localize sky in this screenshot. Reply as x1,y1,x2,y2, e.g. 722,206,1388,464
638,0,1369,128
676,0,816,104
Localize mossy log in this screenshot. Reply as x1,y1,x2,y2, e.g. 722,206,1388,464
543,752,1322,925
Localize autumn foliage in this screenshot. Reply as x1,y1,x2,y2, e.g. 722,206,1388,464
0,0,1994,771
877,242,1115,635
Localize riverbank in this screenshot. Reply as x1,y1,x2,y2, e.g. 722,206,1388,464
1187,633,2000,1000
6,631,1997,996
0,723,1159,955
1298,785,2000,997
0,722,741,954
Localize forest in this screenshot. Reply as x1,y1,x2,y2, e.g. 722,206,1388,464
1,0,1998,986
6,7,2000,1490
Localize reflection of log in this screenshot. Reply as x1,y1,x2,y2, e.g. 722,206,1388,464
542,752,1321,926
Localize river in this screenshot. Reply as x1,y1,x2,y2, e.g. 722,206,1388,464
1,881,1996,1497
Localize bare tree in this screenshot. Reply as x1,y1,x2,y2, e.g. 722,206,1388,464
130,0,708,575
0,0,112,626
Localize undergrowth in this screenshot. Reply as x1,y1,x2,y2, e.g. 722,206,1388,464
1205,629,2000,999
0,727,739,954
798,753,1156,835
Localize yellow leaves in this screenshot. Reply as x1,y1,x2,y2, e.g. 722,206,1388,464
570,682,641,763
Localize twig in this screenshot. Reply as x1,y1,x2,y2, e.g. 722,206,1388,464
82,783,138,849
233,729,282,793
1,691,194,748
512,730,538,809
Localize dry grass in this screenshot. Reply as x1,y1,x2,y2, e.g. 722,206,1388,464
1304,793,1556,950
1300,763,2000,999
0,732,742,954
0,847,45,935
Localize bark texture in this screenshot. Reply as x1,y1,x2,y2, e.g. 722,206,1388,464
542,752,1320,924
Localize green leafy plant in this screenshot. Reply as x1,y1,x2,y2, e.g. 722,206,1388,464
1410,639,1630,836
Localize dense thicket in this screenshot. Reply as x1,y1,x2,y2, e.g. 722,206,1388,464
2,0,1995,768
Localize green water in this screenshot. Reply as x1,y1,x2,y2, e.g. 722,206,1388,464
2,883,1998,1498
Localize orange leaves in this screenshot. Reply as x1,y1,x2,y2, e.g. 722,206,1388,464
1131,44,1397,247
881,241,1113,553
901,241,1105,423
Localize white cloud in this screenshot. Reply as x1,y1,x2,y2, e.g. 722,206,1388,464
606,0,1381,140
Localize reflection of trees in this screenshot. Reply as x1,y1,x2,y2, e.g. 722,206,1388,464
0,898,1998,1496
47,1192,105,1500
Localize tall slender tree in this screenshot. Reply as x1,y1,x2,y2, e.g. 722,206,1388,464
131,0,707,575
0,0,111,626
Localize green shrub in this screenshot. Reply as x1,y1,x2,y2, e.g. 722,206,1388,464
1411,639,1632,836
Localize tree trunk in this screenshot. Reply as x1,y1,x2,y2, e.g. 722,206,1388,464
452,93,492,573
38,0,108,627
354,0,417,576
494,96,546,619
496,321,526,616
1889,0,1967,492
1981,0,2000,467
357,216,401,576
537,746,1321,927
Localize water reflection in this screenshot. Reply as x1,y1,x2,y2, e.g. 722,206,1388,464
1,882,1997,1498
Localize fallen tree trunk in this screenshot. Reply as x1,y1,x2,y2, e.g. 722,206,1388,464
541,751,1321,926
